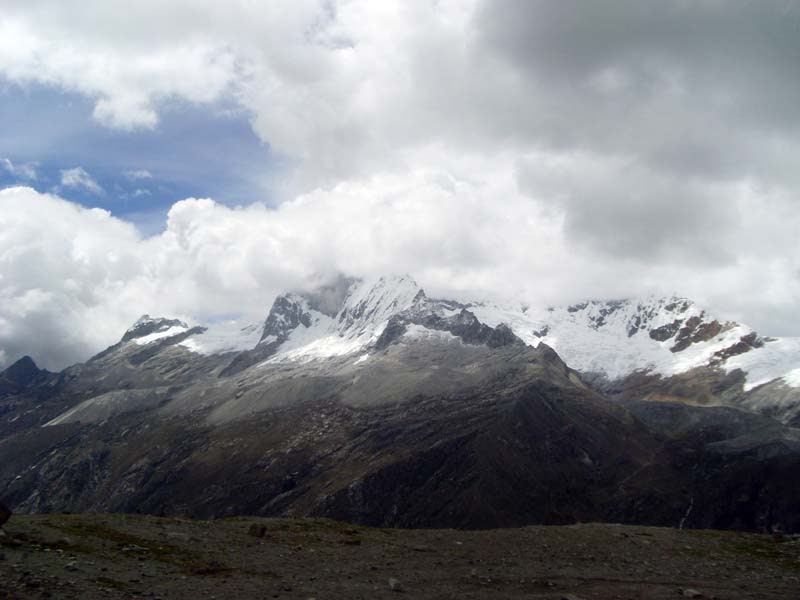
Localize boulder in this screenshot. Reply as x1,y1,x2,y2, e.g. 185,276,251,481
247,523,267,538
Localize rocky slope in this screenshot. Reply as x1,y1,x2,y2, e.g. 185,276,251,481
1,275,799,532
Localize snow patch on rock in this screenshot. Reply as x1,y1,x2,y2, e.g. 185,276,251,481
132,325,189,345
180,320,262,355
725,337,800,391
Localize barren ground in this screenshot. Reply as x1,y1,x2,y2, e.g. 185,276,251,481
1,515,799,599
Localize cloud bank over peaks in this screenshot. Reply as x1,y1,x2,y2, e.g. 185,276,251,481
1,175,799,370
1,1,799,367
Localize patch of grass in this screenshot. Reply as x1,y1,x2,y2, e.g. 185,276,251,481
41,517,201,566
718,534,800,572
2,528,96,555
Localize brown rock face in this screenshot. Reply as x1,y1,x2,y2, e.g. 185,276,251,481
712,332,764,363
671,316,725,353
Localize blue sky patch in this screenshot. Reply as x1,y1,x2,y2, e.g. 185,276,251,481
0,78,282,236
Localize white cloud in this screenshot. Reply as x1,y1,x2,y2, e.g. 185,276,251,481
0,187,143,369
3,1,800,193
59,167,103,194
0,1,799,368
1,157,38,180
123,169,152,181
0,2,308,130
1,182,798,371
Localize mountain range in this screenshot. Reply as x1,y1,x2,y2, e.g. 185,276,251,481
1,274,799,532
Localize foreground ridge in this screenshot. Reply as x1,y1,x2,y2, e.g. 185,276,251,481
1,514,798,599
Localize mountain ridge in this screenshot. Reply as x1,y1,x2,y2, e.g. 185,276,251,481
79,274,800,423
1,274,800,532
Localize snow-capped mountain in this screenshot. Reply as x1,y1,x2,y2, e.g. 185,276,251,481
470,296,800,389
468,296,800,424
123,315,191,344
255,274,428,363
3,274,800,532
117,275,799,422
158,274,517,371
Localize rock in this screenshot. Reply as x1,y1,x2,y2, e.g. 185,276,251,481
0,500,11,527
388,577,404,592
561,595,587,600
247,523,267,538
341,538,361,546
682,589,703,598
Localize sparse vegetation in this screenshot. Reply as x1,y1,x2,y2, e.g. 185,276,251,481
2,513,799,599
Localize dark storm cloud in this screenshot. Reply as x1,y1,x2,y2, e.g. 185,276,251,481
477,0,800,126
518,157,738,263
471,0,800,260
473,0,800,169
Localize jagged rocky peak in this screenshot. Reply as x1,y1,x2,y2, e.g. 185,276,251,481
258,274,426,345
558,295,701,335
552,295,751,352
121,314,189,343
259,293,313,345
257,274,357,345
0,355,42,386
337,274,426,333
467,293,788,387
242,273,524,365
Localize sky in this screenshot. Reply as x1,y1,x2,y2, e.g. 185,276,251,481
1,0,799,370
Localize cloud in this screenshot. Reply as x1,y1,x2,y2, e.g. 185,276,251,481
1,157,38,180
0,1,306,130
123,169,152,181
0,187,143,369
516,153,741,264
59,167,103,194
0,1,799,367
4,2,800,190
3,2,797,199
1,183,798,371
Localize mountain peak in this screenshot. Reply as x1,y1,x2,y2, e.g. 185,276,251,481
258,294,313,346
97,280,796,408
121,315,189,343
1,355,42,387
337,275,424,333
469,293,774,384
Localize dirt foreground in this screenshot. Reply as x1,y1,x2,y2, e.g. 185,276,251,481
1,514,799,599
